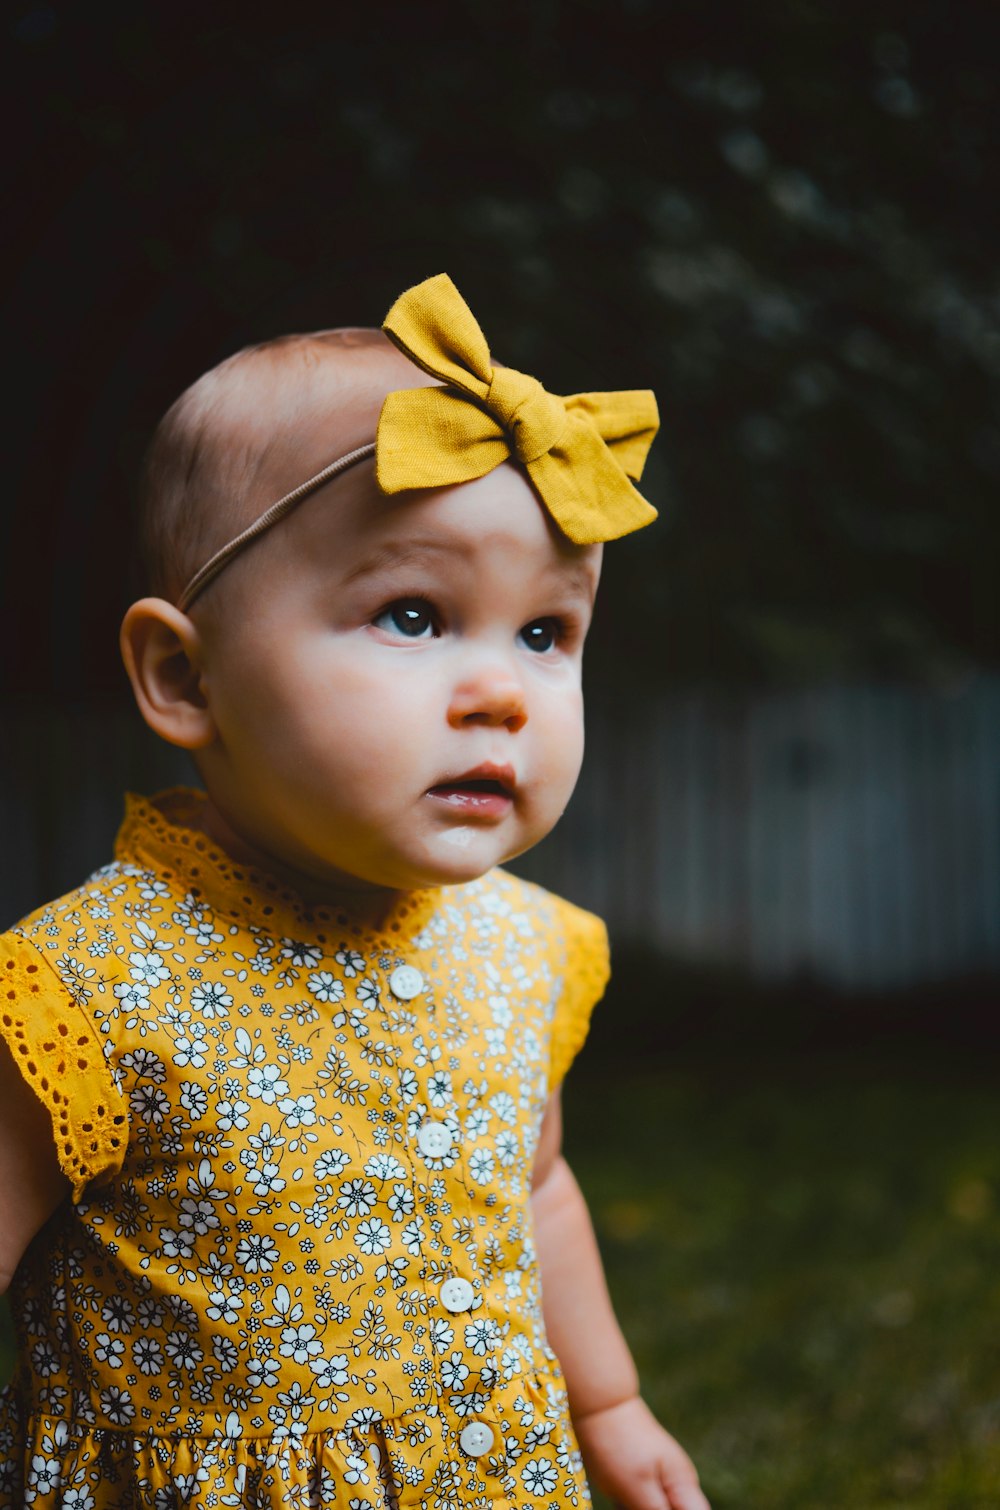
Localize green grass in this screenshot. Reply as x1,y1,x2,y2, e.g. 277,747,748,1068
566,1055,1000,1509
3,1052,999,1507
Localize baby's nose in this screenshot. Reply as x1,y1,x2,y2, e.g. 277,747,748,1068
447,657,527,732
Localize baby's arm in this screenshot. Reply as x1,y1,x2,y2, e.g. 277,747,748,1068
532,1091,710,1510
0,1038,69,1292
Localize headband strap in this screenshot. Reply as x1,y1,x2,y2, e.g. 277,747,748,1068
177,442,375,611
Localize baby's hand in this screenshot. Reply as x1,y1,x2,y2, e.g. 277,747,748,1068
573,1395,711,1510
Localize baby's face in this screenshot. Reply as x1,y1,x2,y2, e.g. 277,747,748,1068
194,460,601,895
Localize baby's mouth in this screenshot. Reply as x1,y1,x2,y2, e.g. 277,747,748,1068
426,764,517,815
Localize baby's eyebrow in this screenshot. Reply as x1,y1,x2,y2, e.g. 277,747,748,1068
342,539,458,585
342,536,599,603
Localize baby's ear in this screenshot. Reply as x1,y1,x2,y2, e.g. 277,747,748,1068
120,598,216,750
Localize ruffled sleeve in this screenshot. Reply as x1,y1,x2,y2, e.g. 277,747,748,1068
548,899,610,1089
0,930,127,1202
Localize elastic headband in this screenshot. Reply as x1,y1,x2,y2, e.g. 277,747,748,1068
177,443,374,611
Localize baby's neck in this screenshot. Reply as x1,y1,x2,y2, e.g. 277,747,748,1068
195,795,417,927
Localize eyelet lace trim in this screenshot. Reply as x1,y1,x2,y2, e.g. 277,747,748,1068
116,789,443,941
0,933,127,1202
549,902,610,1088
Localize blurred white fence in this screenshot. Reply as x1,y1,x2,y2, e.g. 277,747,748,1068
4,679,999,990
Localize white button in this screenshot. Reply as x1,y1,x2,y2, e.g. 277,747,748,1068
439,1276,475,1313
459,1420,495,1458
417,1121,453,1159
389,965,424,1000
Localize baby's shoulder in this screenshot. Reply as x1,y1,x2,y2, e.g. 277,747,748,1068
461,867,608,959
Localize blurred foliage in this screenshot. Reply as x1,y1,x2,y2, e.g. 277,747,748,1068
3,0,998,693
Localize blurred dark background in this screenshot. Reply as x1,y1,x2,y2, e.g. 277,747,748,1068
3,3,1000,1503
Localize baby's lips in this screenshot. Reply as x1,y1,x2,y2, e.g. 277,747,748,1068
427,761,517,797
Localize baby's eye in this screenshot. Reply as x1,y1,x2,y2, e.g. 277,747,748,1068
518,618,560,654
374,599,439,639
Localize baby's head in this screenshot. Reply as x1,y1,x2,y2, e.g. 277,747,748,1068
122,276,657,899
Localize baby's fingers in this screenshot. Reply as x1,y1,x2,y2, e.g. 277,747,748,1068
661,1468,712,1510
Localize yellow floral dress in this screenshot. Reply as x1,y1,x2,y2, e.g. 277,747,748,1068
0,790,609,1509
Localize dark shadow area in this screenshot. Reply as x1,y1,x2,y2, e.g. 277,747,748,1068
591,945,1000,1069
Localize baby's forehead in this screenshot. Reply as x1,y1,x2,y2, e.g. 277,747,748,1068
280,460,602,599
231,335,435,497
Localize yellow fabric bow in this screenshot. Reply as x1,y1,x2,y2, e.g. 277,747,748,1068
376,273,659,544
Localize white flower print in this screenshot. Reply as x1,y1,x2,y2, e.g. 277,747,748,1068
131,918,169,952
464,1317,501,1355
491,1090,517,1123
132,1337,164,1375
247,1063,289,1102
364,1152,405,1180
426,1069,453,1108
355,975,380,1007
489,993,513,1026
354,1218,392,1255
522,1456,559,1494
217,1096,251,1131
114,979,150,1012
277,1092,317,1128
130,1083,169,1125
335,948,365,977
160,1227,196,1260
246,1161,286,1197
179,1080,208,1119
178,1195,221,1236
468,1148,495,1185
26,1453,60,1496
449,1387,490,1417
212,1334,239,1372
190,980,232,1018
279,1322,322,1364
465,1106,491,1139
281,938,322,967
206,1288,243,1325
171,1029,209,1069
387,1183,415,1220
61,1488,95,1510
30,1342,60,1379
93,1333,125,1367
337,1179,377,1218
235,1232,279,1272
400,1216,425,1254
496,1129,519,1166
396,1067,418,1104
485,1025,507,1056
99,1385,135,1425
309,1352,349,1388
303,1199,331,1228
128,949,170,987
247,1124,285,1160
440,1351,469,1389
314,1147,350,1179
246,1355,279,1390
429,1319,455,1353
165,1331,204,1371
307,971,344,1003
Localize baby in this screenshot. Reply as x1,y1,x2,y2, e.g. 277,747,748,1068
0,276,710,1510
